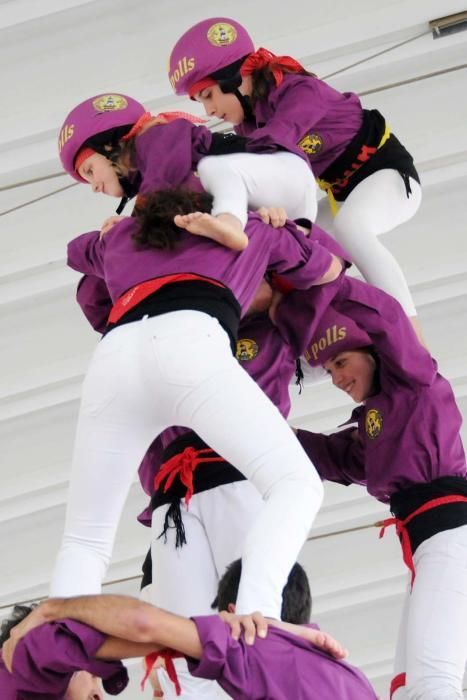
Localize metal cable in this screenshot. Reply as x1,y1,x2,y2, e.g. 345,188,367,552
0,520,380,611
0,172,67,192
0,183,77,217
321,29,430,80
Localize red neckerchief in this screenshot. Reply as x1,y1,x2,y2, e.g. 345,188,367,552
122,111,207,141
240,47,306,87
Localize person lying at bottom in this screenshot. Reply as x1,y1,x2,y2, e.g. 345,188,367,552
1,560,377,700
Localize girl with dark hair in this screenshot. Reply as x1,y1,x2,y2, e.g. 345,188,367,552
285,276,467,700
169,18,424,341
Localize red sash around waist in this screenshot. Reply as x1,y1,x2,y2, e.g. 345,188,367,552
108,273,225,324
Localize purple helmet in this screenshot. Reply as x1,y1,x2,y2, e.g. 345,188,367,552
304,308,371,367
168,18,254,96
58,93,145,182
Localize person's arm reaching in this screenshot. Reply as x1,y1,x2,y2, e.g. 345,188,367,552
3,595,202,670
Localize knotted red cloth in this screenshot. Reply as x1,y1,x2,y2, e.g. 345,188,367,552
155,446,225,507
240,47,306,86
390,672,406,699
141,649,184,695
379,495,467,588
122,111,207,140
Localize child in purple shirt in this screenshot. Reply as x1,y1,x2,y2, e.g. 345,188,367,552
292,276,467,700
59,91,318,241
169,17,424,341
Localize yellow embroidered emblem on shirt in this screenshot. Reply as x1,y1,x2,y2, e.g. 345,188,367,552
236,339,259,362
298,133,323,156
365,408,383,439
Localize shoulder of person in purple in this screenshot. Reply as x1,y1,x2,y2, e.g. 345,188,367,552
275,275,346,358
334,276,436,388
245,214,334,288
188,616,377,699
133,120,212,193
6,620,128,698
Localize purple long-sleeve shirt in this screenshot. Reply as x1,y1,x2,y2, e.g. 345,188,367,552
67,213,333,315
131,119,211,194
0,620,127,698
188,616,377,699
236,74,363,176
297,277,466,502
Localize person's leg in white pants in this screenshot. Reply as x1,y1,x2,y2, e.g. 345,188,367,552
316,169,422,318
391,525,467,700
51,311,323,620
198,151,318,225
151,481,263,699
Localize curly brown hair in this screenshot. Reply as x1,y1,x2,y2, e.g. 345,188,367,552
132,187,214,250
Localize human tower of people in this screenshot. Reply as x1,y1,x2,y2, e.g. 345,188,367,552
1,16,466,700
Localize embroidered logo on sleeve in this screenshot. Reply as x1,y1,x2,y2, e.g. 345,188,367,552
236,339,259,362
92,94,128,112
207,23,237,47
365,408,383,439
298,133,323,156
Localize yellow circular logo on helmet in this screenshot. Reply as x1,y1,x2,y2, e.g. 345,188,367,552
207,22,237,47
298,133,323,156
92,94,128,112
365,408,383,440
236,339,259,362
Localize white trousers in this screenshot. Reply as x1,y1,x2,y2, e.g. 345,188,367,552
50,311,323,619
199,151,318,225
392,525,467,700
316,169,422,317
151,481,264,699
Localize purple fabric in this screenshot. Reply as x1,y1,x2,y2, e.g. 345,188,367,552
169,18,254,96
133,119,212,194
188,616,377,699
76,275,112,334
274,221,353,356
298,277,467,501
0,620,128,698
67,213,333,314
302,305,371,366
275,273,346,357
236,73,363,175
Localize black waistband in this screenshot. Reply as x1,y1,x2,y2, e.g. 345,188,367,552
320,109,420,201
105,280,241,354
151,431,245,511
390,476,467,555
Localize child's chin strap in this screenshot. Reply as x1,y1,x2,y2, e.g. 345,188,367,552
115,196,128,215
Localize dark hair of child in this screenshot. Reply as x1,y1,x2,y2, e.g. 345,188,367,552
212,559,312,624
